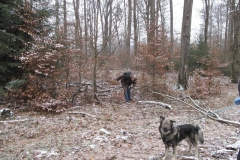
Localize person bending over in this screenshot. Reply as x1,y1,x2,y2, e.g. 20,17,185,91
116,72,137,102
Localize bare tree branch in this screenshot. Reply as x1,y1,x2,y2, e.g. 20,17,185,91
150,89,240,127
138,100,172,109
0,119,28,123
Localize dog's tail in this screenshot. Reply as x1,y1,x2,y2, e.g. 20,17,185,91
196,125,204,144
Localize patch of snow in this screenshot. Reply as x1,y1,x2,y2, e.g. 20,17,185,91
99,128,111,135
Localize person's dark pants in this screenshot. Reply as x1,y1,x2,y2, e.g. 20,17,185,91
123,86,131,102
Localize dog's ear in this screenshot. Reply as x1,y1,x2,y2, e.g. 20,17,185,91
160,116,165,123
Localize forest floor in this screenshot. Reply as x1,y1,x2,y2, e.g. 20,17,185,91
0,72,240,160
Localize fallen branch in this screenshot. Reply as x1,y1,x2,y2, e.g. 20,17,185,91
138,101,172,109
97,89,111,93
0,119,28,123
149,89,240,127
67,106,83,110
67,111,100,119
226,140,240,150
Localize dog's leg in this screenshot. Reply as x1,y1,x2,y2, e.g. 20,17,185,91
193,134,199,158
171,145,177,160
186,138,192,152
194,144,199,158
162,145,169,160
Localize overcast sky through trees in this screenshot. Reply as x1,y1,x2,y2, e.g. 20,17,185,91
173,1,202,41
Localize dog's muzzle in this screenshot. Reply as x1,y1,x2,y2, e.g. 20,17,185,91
163,127,168,132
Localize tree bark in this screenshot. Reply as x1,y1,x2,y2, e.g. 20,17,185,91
73,0,82,48
55,0,60,41
169,0,173,54
126,0,132,67
149,0,155,44
63,0,67,39
133,0,138,55
224,0,229,51
84,0,88,57
146,1,150,44
204,0,210,44
109,0,112,54
93,0,100,99
177,0,193,90
232,9,240,83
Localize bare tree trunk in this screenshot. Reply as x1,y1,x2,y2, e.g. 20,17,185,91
63,0,67,39
84,0,88,57
232,6,240,83
109,0,112,54
169,0,173,54
204,0,210,44
73,0,82,48
149,0,155,44
224,0,229,51
159,0,165,34
126,0,132,67
146,1,150,44
133,0,138,55
102,1,109,55
177,0,193,90
156,0,159,35
100,0,113,56
93,0,100,99
230,0,236,81
73,0,83,86
55,0,60,41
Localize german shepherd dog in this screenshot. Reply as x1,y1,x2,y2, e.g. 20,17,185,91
159,116,204,160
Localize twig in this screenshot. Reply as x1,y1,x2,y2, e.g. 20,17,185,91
0,119,28,123
67,106,83,110
150,89,207,114
67,111,100,119
138,101,172,109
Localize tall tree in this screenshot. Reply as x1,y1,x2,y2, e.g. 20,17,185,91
0,0,25,91
126,0,132,67
63,0,67,39
100,0,113,55
149,0,155,44
224,0,230,51
177,0,193,90
133,0,138,55
146,1,150,43
169,0,173,54
0,0,50,92
109,0,113,54
204,0,210,44
231,0,240,82
73,0,81,48
84,0,88,57
55,0,60,41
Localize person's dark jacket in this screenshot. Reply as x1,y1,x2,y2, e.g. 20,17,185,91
116,75,136,87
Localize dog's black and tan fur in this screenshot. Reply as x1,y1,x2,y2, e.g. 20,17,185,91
159,116,204,160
